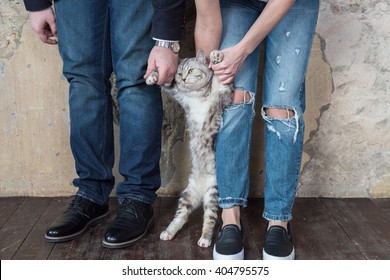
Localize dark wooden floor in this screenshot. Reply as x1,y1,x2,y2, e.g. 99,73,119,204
0,197,389,260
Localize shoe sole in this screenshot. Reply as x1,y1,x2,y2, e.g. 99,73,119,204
101,216,154,249
213,246,244,260
262,248,295,260
44,212,110,243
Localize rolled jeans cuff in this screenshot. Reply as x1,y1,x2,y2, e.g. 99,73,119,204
218,197,247,209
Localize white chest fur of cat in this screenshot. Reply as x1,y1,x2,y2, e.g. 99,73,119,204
158,50,232,247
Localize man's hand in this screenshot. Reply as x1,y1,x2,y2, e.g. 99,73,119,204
29,7,57,45
144,46,179,86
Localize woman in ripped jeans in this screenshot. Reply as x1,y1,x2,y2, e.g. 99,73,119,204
195,0,319,260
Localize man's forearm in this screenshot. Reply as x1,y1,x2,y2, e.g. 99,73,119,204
151,0,186,41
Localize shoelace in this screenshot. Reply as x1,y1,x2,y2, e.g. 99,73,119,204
65,196,90,218
68,196,81,209
118,200,143,219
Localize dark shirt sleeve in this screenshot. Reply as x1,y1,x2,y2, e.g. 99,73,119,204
23,0,52,11
152,0,186,41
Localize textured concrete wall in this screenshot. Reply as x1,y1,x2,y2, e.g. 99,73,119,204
1,0,389,198
299,0,390,198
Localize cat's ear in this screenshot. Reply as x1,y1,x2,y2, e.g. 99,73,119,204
196,49,207,65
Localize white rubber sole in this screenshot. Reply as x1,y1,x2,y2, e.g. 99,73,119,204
262,248,295,260
213,246,244,260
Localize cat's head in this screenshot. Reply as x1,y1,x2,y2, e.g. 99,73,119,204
175,49,213,92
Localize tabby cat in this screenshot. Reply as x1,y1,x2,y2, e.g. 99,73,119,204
150,50,232,247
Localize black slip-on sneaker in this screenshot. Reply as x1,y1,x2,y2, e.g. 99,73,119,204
213,224,244,260
262,224,295,260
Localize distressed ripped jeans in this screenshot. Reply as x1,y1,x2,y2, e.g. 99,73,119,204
216,0,319,221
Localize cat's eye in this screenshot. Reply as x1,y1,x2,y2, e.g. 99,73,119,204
188,69,193,74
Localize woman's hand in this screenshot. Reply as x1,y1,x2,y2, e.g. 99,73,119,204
210,44,248,85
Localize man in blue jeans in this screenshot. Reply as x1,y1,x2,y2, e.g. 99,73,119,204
23,0,185,249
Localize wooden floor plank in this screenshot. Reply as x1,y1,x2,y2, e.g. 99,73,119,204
1,197,389,260
292,198,365,260
12,197,70,259
242,198,266,260
83,197,121,260
321,198,390,260
372,199,390,216
155,197,192,259
186,207,214,260
0,197,52,260
118,198,161,260
0,197,26,229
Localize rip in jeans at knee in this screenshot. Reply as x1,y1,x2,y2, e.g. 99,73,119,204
261,106,300,143
227,88,255,113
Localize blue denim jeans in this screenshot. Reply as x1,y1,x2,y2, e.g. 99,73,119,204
216,0,319,221
54,0,163,205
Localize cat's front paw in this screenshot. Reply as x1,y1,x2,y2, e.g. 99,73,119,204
160,230,174,241
197,237,212,248
146,69,159,85
210,50,224,65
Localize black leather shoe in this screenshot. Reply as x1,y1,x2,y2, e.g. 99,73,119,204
45,196,109,242
102,199,154,249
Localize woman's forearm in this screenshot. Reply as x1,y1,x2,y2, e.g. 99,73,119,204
194,0,222,58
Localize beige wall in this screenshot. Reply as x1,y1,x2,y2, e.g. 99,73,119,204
1,1,389,198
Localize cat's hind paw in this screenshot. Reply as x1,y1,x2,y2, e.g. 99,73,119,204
197,237,212,248
160,230,174,241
